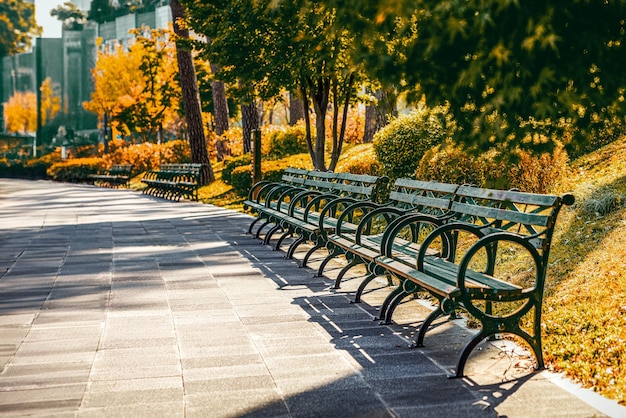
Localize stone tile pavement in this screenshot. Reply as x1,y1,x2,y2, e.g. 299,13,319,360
0,179,624,417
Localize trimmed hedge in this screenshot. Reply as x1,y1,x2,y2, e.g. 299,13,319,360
0,160,51,179
47,158,104,183
222,154,252,185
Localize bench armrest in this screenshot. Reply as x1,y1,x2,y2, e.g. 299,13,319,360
250,181,286,204
378,212,446,253
274,187,313,212
334,200,385,236
286,189,324,216
415,221,486,267
315,196,362,229
456,231,543,302
353,206,409,244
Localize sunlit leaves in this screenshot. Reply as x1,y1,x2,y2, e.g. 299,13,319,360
84,28,181,141
330,0,626,151
3,91,36,134
3,76,60,134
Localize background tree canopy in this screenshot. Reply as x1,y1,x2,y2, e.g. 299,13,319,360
0,0,40,58
326,0,626,150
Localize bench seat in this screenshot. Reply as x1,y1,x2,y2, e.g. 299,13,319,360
141,163,203,201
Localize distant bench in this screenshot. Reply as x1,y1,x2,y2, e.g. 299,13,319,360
89,164,133,188
141,163,203,201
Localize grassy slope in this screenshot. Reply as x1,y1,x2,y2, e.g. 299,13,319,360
543,138,626,404
197,141,626,405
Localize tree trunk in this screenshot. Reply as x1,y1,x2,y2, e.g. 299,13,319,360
329,73,354,172
300,84,315,164
103,112,110,153
170,0,214,184
241,100,258,154
289,91,304,126
363,88,397,143
0,59,4,132
363,100,376,143
309,77,330,171
210,62,229,135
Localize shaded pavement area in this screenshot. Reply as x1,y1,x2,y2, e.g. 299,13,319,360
0,179,624,417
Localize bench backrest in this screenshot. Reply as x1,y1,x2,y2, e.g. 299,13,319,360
110,164,133,173
302,170,386,200
279,167,310,188
157,163,203,182
388,178,459,216
451,185,575,254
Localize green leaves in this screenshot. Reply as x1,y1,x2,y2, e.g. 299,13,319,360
330,0,626,150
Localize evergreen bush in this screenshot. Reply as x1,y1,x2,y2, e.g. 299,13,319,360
373,105,455,180
223,154,252,185
264,123,308,159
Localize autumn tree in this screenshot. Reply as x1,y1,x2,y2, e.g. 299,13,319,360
130,28,181,144
84,29,181,145
4,77,61,137
4,91,36,134
40,77,61,127
0,0,40,131
84,41,145,143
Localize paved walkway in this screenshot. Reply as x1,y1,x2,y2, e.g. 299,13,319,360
0,179,624,417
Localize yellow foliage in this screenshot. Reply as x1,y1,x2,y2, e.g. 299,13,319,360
4,91,36,134
40,77,61,124
84,28,181,142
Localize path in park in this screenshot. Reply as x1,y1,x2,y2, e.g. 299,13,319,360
0,179,624,417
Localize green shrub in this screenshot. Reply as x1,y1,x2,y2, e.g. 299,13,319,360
264,123,308,159
47,158,104,182
335,144,382,176
373,105,456,180
223,154,252,185
231,165,253,196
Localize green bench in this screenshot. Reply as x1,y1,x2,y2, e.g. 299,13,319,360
89,164,133,188
244,169,388,267
320,178,459,301
265,171,387,268
244,167,312,237
141,163,203,201
372,185,574,377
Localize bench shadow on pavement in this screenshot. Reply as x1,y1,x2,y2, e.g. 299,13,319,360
227,232,541,417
